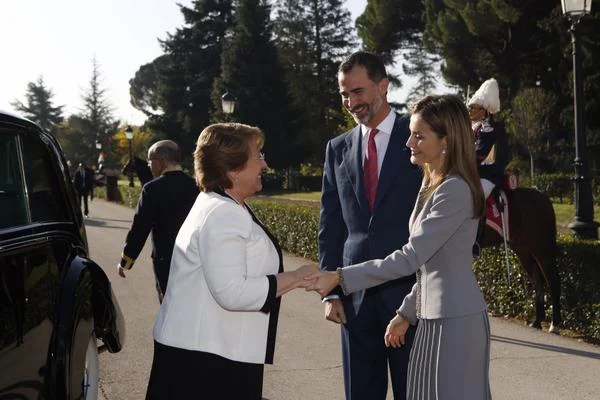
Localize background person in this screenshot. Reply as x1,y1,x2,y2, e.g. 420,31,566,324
467,77,508,198
72,162,94,217
307,94,491,400
319,51,422,399
146,123,316,399
117,139,199,303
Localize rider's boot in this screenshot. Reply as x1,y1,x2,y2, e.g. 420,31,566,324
473,216,486,257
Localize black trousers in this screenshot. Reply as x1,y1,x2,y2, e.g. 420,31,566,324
76,189,89,215
146,341,264,399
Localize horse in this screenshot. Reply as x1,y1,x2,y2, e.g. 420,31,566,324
482,187,561,333
122,156,153,186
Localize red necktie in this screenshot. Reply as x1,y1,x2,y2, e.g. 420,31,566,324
364,129,379,212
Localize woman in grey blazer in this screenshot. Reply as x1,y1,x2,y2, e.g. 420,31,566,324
308,94,491,400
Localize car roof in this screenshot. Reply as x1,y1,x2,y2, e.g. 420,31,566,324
0,109,43,131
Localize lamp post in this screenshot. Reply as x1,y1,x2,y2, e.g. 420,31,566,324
221,91,236,119
125,125,134,188
562,0,598,239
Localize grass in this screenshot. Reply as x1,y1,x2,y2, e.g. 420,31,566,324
553,202,600,234
261,190,321,201
114,179,600,234
260,190,600,235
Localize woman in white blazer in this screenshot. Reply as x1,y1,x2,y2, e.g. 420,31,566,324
146,123,315,399
307,94,491,400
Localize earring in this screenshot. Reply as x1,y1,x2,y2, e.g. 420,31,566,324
442,149,447,155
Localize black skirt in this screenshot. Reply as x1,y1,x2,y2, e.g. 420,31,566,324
146,341,265,399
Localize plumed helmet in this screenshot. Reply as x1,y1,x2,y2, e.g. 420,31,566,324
467,78,500,114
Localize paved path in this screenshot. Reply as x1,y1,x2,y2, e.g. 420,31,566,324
85,199,600,400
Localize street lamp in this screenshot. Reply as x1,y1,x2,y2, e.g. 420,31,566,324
125,125,134,188
562,0,598,239
221,91,236,116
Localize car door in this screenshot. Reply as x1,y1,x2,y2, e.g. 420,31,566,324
0,127,89,399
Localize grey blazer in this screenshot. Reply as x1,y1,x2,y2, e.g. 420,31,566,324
341,175,487,324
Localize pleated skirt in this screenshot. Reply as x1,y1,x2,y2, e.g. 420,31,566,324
406,311,491,400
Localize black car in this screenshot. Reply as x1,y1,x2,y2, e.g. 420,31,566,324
0,110,125,399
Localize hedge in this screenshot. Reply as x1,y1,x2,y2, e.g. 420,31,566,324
97,187,599,341
249,199,600,342
519,173,600,205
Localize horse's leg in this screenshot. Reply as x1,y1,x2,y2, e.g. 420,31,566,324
547,263,561,334
513,248,545,329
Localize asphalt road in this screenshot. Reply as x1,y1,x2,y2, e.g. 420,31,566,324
85,199,600,400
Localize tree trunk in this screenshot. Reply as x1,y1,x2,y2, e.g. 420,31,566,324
528,148,535,187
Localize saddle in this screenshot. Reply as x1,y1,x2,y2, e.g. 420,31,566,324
485,191,510,241
474,172,517,256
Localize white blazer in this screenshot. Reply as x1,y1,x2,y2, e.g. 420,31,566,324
153,191,281,364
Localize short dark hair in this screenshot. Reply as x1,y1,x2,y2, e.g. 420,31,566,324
338,51,387,82
193,123,265,192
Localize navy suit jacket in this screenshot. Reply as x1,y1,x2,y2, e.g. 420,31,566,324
318,113,422,318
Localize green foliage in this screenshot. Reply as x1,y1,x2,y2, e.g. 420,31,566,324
130,0,234,161
273,0,356,163
76,59,120,168
505,87,558,179
356,0,424,65
248,199,319,260
403,42,440,105
212,0,296,169
11,76,64,134
102,176,600,341
474,237,600,341
247,199,600,341
299,163,323,177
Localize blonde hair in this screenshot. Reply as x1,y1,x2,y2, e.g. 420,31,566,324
411,94,484,217
193,123,264,191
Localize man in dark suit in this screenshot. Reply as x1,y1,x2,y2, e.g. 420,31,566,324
319,51,422,399
117,140,199,302
72,162,94,217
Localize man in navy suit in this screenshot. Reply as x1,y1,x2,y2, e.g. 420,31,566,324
117,140,199,303
319,51,421,399
72,162,94,217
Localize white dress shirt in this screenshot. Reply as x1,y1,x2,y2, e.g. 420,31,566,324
360,109,397,176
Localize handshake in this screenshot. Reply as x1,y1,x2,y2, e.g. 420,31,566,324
283,264,341,297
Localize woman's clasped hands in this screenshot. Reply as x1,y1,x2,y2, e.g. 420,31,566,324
303,269,341,296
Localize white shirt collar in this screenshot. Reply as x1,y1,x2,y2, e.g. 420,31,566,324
360,108,396,138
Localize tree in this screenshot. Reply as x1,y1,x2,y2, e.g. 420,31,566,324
506,87,557,183
11,76,64,134
212,0,296,168
78,59,119,167
129,0,233,160
274,0,356,162
112,125,155,165
356,0,424,64
353,1,600,175
403,40,439,106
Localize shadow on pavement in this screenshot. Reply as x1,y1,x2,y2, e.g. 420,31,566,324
491,335,600,360
84,219,129,230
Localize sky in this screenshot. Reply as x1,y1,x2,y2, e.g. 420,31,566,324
1,0,442,126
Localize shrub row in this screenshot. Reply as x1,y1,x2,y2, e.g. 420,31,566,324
519,173,600,204
473,238,600,341
249,198,600,342
99,187,599,341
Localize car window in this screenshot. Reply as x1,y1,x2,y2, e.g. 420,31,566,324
0,243,61,397
21,134,69,223
0,133,28,228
